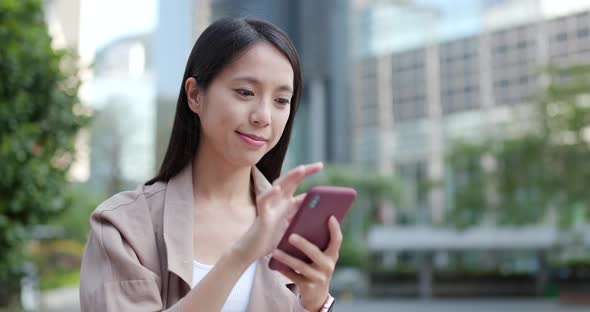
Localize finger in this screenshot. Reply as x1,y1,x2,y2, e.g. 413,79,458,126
278,268,305,285
289,234,325,263
274,163,323,196
301,162,324,177
274,162,323,187
298,162,324,183
289,233,334,273
256,185,281,212
271,249,321,281
292,193,307,206
286,193,307,222
324,216,343,260
272,165,305,188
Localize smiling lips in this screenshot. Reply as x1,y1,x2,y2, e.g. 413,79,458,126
236,131,267,148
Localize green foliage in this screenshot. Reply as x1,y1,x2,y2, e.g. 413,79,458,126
446,141,491,228
337,238,369,268
446,64,590,228
39,269,80,290
53,184,103,242
494,136,548,225
0,0,88,304
552,256,590,269
29,239,84,289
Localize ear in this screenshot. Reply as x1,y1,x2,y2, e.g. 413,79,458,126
185,77,203,115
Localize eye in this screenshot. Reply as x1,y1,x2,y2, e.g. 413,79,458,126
235,88,254,97
275,98,290,105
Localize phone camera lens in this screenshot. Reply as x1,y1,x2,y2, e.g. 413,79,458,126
309,195,320,208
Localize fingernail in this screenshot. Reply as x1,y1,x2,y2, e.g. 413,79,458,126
330,216,337,223
289,234,300,243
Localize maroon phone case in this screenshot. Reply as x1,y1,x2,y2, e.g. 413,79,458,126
268,186,357,272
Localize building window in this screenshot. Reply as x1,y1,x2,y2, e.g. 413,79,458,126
495,44,508,54
495,79,510,88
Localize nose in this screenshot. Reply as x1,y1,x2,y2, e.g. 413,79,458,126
250,99,271,127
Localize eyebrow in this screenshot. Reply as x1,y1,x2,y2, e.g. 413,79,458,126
231,76,293,93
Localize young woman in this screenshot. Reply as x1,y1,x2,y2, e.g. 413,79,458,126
80,17,340,312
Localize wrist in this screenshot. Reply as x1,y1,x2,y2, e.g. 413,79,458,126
302,292,333,312
303,293,335,312
229,240,258,265
319,294,335,312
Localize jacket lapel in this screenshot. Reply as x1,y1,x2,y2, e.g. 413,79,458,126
247,256,282,311
163,163,195,287
247,255,302,311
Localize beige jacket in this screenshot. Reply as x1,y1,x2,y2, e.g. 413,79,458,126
80,163,310,311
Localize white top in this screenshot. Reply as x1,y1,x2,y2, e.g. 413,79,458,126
191,260,257,312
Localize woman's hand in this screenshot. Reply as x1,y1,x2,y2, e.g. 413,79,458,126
271,216,343,312
234,162,323,262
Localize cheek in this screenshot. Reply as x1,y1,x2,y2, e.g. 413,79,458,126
202,98,241,129
200,111,235,144
272,111,291,143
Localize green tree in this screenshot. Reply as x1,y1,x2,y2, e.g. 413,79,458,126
539,64,590,227
0,0,87,304
446,64,590,228
445,141,492,228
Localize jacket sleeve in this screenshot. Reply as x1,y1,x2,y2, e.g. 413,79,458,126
79,210,184,312
282,280,311,312
294,299,312,312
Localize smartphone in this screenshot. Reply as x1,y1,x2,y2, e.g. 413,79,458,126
268,186,357,272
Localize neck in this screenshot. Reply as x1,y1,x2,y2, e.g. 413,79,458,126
191,143,253,208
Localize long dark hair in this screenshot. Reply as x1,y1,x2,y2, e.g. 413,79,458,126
146,17,302,185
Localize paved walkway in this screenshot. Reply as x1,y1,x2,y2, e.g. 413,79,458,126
41,287,589,312
334,299,589,312
41,286,79,312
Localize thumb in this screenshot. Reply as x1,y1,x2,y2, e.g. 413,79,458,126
287,193,307,223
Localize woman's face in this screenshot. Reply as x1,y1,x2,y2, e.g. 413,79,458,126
187,41,294,167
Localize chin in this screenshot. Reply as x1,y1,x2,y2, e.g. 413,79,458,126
230,153,266,168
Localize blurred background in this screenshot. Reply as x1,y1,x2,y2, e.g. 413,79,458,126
1,0,590,311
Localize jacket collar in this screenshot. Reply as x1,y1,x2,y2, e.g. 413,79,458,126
162,162,194,287
162,162,297,309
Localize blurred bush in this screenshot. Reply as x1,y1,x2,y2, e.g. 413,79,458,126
0,0,88,305
52,184,103,243
337,238,369,269
28,239,85,290
31,184,101,290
